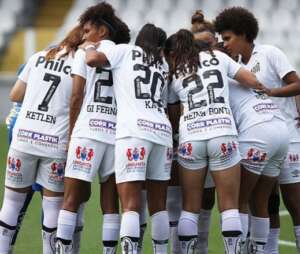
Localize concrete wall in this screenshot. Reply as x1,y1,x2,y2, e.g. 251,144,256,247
0,75,16,123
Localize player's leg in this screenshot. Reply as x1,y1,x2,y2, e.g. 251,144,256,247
0,148,37,254
279,143,300,252
177,141,207,254
115,138,151,254
55,138,104,253
167,160,182,254
210,136,242,254
196,174,215,254
137,185,148,254
265,184,280,254
146,144,172,254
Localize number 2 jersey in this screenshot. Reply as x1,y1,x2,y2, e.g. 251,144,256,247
11,50,73,158
100,44,172,147
71,40,116,144
170,50,241,143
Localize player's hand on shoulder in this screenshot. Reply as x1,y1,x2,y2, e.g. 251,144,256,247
79,41,100,51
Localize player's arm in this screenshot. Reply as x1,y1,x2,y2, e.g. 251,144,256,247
85,46,109,67
69,75,85,141
234,67,265,90
267,71,300,97
9,79,26,102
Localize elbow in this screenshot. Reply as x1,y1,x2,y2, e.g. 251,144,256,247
86,56,99,67
9,92,22,102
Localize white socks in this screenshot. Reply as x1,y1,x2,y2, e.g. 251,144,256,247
56,210,77,246
221,209,242,254
167,186,182,254
42,196,63,254
152,211,169,254
120,211,139,254
0,188,27,253
178,210,199,253
102,213,120,254
196,209,212,254
264,228,279,254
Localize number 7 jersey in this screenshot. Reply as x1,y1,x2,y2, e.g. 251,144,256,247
170,50,241,143
11,50,73,158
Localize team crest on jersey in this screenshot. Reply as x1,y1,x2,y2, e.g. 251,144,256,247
76,146,94,161
220,141,237,156
127,147,146,161
179,143,193,156
49,162,65,184
7,157,21,171
246,148,267,162
288,153,299,162
291,169,300,178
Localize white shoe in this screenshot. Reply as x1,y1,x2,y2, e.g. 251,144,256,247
55,239,72,254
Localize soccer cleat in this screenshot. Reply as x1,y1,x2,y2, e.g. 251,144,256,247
223,237,242,254
55,239,72,254
121,237,139,254
248,240,265,254
179,236,198,254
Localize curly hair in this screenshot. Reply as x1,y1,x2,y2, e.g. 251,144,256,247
113,16,131,44
191,10,215,35
79,2,124,42
214,7,259,42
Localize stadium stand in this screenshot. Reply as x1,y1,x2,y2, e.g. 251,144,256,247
0,0,300,72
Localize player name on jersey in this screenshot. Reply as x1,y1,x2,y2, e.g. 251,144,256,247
184,106,231,121
25,110,56,124
35,56,71,75
86,104,117,115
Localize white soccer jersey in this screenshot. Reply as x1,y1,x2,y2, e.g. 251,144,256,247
100,44,172,147
71,40,117,144
11,50,73,158
229,79,284,133
170,50,240,143
241,44,300,142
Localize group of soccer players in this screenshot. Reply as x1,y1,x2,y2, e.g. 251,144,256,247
1,2,300,254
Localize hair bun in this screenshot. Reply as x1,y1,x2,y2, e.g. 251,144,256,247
191,10,204,24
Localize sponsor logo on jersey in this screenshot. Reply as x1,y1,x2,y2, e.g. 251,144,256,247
7,157,21,171
179,143,193,156
288,153,299,162
187,117,232,131
137,119,172,135
127,147,145,161
221,141,237,156
89,119,116,130
17,129,59,144
75,146,94,161
246,148,267,162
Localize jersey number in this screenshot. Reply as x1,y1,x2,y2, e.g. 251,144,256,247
94,68,113,104
133,64,165,107
38,73,61,112
183,69,225,110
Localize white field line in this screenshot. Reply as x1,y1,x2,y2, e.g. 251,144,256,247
279,240,296,247
278,210,296,248
279,210,290,216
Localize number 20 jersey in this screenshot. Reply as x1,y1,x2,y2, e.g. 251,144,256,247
170,50,241,143
101,44,172,147
71,40,116,145
11,50,73,158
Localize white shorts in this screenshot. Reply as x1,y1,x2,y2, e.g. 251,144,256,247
115,137,172,184
239,120,289,177
279,142,300,184
6,148,65,192
177,135,241,171
65,137,114,183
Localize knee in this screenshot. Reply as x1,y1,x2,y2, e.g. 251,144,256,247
63,194,85,212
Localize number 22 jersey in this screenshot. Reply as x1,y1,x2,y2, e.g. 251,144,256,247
100,44,172,147
11,50,73,158
170,50,241,143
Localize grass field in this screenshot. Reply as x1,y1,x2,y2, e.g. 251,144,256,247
0,124,297,253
